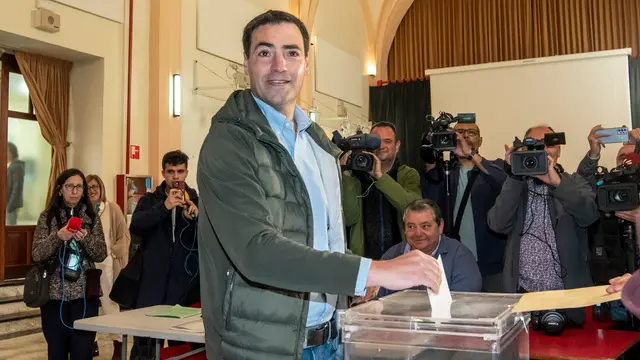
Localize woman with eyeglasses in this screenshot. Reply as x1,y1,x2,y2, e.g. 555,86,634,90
32,168,107,360
86,174,130,360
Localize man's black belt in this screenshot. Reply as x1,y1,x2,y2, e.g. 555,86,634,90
303,318,338,349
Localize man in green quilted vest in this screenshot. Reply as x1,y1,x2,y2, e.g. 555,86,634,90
196,10,443,360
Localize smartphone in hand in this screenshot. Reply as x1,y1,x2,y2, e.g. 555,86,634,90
171,181,186,191
596,127,629,144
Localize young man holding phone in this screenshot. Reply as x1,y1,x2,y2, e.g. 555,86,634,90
129,150,200,358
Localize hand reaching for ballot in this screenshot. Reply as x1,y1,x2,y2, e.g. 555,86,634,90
365,250,442,293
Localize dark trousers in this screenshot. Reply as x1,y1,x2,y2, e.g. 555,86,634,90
40,298,99,360
131,337,189,360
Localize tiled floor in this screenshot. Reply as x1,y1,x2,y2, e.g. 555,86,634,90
0,332,132,359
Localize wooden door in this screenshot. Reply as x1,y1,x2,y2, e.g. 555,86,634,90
0,54,45,280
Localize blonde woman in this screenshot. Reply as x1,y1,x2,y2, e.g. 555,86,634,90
87,174,130,360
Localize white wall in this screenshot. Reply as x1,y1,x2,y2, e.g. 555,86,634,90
0,0,125,199
47,0,125,23
68,59,104,175
128,0,150,176
313,0,371,135
428,49,633,173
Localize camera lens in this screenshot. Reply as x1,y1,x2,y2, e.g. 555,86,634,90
613,190,630,203
524,157,538,169
354,154,369,168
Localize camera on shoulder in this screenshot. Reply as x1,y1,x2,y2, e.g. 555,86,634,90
510,132,565,176
423,112,476,152
332,131,381,173
596,163,640,212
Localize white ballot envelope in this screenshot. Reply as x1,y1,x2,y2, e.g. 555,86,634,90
427,255,453,318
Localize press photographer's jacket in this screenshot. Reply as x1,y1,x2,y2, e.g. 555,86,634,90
129,182,200,308
421,158,507,277
487,172,599,309
342,164,422,258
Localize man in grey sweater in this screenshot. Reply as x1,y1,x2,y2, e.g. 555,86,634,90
488,125,599,324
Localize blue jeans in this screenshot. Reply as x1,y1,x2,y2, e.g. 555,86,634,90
302,336,343,360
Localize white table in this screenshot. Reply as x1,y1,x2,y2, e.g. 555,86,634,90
74,305,205,360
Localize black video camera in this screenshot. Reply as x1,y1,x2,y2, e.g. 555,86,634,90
423,112,476,152
511,133,566,176
596,164,640,212
332,131,381,173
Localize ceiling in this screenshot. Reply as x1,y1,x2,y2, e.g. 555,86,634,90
367,0,386,31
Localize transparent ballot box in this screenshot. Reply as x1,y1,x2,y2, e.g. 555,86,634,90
339,290,530,360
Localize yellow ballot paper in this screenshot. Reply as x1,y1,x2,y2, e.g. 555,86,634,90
511,285,621,313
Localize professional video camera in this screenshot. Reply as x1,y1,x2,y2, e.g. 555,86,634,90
332,131,381,173
422,112,476,152
419,112,475,236
596,164,640,212
510,132,566,176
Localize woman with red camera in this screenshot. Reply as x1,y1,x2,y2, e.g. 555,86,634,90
32,168,107,360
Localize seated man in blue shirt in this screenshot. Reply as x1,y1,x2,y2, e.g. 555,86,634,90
377,199,482,297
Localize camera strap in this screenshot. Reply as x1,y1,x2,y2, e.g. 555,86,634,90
451,170,480,240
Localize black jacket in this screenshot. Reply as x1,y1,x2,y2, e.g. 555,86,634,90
422,157,507,277
487,172,599,324
129,181,200,308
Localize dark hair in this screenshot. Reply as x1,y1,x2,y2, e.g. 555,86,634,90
525,125,555,138
403,199,443,225
45,168,96,230
7,142,18,160
371,121,397,134
162,150,189,170
242,10,310,58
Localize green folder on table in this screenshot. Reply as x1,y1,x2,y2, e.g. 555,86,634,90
146,305,201,319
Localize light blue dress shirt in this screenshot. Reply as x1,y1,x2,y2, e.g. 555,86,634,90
253,95,371,327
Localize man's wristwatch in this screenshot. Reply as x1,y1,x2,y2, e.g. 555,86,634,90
466,150,477,161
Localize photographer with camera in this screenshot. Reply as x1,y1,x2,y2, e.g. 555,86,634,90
341,122,422,259
488,125,599,324
575,125,640,329
578,125,640,219
421,120,507,292
128,150,200,358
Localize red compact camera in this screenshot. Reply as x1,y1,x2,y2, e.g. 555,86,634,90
67,216,83,231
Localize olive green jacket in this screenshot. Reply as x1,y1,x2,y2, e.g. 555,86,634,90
342,164,422,257
197,90,363,360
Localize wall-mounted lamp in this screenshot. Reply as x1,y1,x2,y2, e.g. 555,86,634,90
366,63,376,77
172,74,181,117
